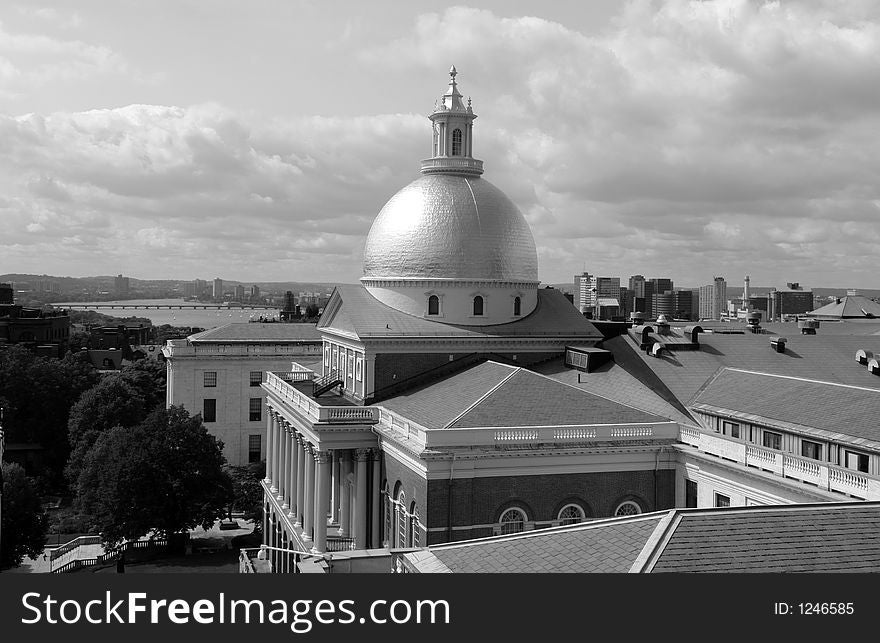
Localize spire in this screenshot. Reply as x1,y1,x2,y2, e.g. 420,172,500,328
422,66,483,176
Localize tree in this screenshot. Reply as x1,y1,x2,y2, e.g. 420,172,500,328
118,359,166,412
77,406,232,551
223,461,266,531
1,462,48,569
66,376,146,487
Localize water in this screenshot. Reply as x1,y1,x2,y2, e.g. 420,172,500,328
53,298,283,330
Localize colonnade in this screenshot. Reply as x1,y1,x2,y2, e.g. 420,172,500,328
264,404,382,555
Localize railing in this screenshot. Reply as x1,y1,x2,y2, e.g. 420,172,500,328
680,425,880,500
313,369,343,397
420,157,484,174
163,343,321,356
49,535,102,561
279,370,314,383
264,372,379,425
325,536,356,552
51,537,168,573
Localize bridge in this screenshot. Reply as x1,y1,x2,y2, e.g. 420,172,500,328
63,304,279,311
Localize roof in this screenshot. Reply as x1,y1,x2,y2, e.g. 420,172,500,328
603,329,880,408
188,323,322,343
378,360,667,429
691,368,880,445
806,295,880,320
319,284,602,341
404,501,880,573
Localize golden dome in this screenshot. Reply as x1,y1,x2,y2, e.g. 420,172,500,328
362,173,539,282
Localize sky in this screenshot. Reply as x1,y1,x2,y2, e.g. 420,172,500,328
2,0,880,288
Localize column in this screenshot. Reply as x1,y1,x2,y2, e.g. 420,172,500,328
281,423,290,507
313,451,331,553
265,407,274,488
354,449,369,549
272,412,282,496
288,430,299,520
331,452,340,523
337,451,351,537
371,449,382,549
295,435,305,527
302,443,315,542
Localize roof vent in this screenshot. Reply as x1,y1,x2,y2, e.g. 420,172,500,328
683,325,703,344
770,336,786,353
869,358,880,375
797,318,819,335
655,315,671,336
650,342,665,358
856,349,874,365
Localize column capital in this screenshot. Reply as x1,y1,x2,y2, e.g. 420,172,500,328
314,450,332,465
303,442,314,456
371,448,382,462
354,448,371,462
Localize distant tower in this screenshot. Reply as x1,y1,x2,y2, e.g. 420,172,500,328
743,275,751,311
421,65,483,177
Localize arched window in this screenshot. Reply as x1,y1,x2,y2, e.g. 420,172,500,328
614,500,642,517
557,504,586,525
451,128,462,156
427,295,439,315
410,502,420,547
382,482,391,547
473,296,484,316
513,296,521,316
499,507,527,534
396,489,408,547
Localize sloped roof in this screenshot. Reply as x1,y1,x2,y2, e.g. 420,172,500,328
691,368,880,444
188,323,322,343
378,360,666,429
404,501,880,573
319,284,602,341
604,330,880,407
807,295,880,320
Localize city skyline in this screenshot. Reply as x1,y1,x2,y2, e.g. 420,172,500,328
3,1,880,288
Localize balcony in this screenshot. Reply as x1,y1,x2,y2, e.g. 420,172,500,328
264,371,379,425
679,425,880,500
420,157,484,175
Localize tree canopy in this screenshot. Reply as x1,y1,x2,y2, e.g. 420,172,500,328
77,406,232,547
224,461,266,530
1,462,48,569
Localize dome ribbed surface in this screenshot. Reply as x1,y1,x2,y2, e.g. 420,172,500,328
362,174,538,281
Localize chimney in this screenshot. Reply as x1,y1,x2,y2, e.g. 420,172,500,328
770,336,786,353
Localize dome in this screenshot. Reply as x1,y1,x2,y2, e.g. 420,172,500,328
362,173,539,282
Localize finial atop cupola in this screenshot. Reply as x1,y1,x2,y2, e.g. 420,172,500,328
422,66,483,175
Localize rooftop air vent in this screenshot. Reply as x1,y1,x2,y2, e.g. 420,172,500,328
650,342,664,358
683,325,703,344
868,358,880,375
770,336,786,353
856,349,874,365
797,319,819,335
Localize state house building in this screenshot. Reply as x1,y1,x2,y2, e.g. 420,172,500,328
257,68,880,568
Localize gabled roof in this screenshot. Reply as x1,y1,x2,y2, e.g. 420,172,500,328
377,360,667,429
404,501,880,573
806,295,880,320
690,368,880,445
188,322,322,343
319,284,602,341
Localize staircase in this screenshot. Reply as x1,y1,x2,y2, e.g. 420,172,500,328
313,369,343,397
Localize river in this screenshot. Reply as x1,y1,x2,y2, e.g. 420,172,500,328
53,298,283,330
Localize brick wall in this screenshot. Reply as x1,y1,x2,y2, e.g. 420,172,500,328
425,469,675,545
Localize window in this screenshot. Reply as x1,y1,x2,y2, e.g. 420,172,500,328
614,501,642,517
427,295,439,315
356,357,363,382
249,398,262,422
203,371,217,387
203,399,216,422
762,431,782,450
557,504,585,525
249,371,262,386
473,295,484,316
248,435,261,463
801,440,822,461
396,489,408,548
722,421,740,439
845,450,869,473
715,493,731,508
686,480,698,508
513,296,521,316
451,128,462,156
410,503,420,547
499,508,527,534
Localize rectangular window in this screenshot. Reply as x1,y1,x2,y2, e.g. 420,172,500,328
248,435,261,463
845,450,869,473
714,493,731,508
249,371,262,387
762,431,782,451
203,371,217,387
685,480,698,508
801,440,822,461
203,399,216,422
356,357,363,382
348,355,354,379
249,398,262,422
722,421,740,439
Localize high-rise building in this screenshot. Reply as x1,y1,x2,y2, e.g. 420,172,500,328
573,272,591,313
250,285,261,301
234,284,245,302
213,278,224,300
699,277,727,320
652,291,675,319
768,283,813,321
115,274,130,297
674,289,698,321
